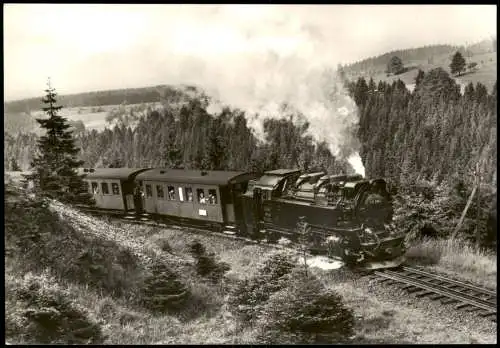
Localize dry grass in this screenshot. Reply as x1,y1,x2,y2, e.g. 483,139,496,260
312,268,496,344
5,193,497,344
355,51,496,93
405,237,497,289
130,224,271,280
4,194,263,344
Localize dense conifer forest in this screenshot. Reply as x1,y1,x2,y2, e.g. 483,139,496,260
4,43,497,248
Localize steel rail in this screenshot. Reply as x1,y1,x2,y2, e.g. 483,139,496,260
373,268,497,321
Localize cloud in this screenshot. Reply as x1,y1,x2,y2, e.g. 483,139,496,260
4,4,495,176
4,4,496,100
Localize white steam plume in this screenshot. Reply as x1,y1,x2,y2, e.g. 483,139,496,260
204,60,360,160
68,5,367,175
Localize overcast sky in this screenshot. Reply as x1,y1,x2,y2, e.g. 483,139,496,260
4,4,497,101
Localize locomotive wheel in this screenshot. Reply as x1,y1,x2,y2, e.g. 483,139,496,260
342,248,365,265
342,248,358,265
307,230,322,247
267,230,280,244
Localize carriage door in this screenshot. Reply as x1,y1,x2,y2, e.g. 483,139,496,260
132,180,145,213
221,186,235,223
125,189,135,211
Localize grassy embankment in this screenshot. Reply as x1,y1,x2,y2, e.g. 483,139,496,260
405,237,497,289
348,51,496,93
4,178,496,344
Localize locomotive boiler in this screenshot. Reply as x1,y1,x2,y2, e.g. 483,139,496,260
241,169,406,268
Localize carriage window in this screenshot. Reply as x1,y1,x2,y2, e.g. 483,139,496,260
178,187,184,201
91,182,99,194
156,185,164,199
101,182,109,195
112,183,120,195
197,189,207,204
281,179,288,193
208,189,218,204
167,186,176,200
185,187,193,202
145,184,152,198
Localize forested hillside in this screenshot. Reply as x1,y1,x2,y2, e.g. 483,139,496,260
4,84,197,113
347,68,496,186
77,100,346,173
5,98,347,174
345,67,496,248
342,39,497,93
343,44,459,76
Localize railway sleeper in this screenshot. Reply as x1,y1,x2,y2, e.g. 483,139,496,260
401,284,415,290
415,290,434,298
441,298,459,305
378,278,396,284
455,303,473,310
429,294,445,300
402,286,419,292
425,279,443,285
478,311,497,318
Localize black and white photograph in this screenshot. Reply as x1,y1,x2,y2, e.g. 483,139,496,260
4,4,497,344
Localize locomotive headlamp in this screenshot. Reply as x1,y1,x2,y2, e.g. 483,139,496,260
360,226,380,247
364,227,374,235
325,235,341,243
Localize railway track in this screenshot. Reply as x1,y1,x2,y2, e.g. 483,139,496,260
78,206,497,323
371,266,497,322
77,207,293,252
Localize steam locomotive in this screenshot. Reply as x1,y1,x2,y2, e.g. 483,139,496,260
80,167,407,269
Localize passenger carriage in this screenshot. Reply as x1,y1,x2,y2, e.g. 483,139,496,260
134,169,257,232
82,168,149,212
76,166,406,269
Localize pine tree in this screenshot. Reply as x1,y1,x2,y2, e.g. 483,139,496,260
141,260,190,313
387,56,405,75
10,157,21,171
450,51,466,76
24,79,92,204
415,69,425,87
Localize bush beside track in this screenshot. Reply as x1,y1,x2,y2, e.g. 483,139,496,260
5,184,496,344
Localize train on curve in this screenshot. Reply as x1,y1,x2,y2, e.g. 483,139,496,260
80,167,407,269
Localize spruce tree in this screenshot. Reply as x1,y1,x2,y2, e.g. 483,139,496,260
10,157,21,171
24,79,92,204
141,260,190,313
450,51,466,76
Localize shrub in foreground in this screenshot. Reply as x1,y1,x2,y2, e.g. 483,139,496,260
141,260,191,314
256,269,355,344
5,198,143,298
227,252,297,322
7,272,103,344
189,240,230,283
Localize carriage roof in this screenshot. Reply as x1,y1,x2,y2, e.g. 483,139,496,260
135,168,252,186
83,168,149,180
